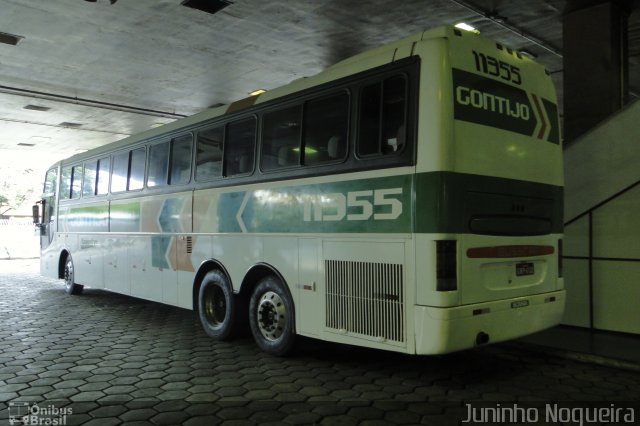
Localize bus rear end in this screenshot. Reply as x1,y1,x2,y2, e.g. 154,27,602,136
414,27,564,354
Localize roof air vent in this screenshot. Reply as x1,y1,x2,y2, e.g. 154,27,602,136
181,0,232,15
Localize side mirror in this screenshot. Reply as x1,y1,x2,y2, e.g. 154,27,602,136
32,204,40,225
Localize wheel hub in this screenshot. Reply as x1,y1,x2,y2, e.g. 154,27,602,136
257,291,286,341
204,286,226,326
64,261,73,289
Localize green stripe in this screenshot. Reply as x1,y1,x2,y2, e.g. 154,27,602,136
415,172,563,234
209,172,563,235
217,174,413,234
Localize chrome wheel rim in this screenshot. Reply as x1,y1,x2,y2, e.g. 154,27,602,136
256,291,286,341
64,259,74,289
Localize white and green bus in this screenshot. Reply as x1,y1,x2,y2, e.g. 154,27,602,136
34,26,564,356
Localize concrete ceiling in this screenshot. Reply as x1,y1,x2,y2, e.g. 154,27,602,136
0,0,638,168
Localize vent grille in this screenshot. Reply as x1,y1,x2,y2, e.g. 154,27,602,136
326,260,404,343
186,236,193,254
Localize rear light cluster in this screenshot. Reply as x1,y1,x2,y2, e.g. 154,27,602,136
558,238,563,278
436,240,457,291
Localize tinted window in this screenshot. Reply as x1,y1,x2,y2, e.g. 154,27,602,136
225,118,256,176
358,75,407,156
262,106,302,171
83,161,97,197
170,135,192,185
70,165,83,199
303,93,349,165
96,157,110,195
148,142,170,187
129,148,145,191
196,126,224,181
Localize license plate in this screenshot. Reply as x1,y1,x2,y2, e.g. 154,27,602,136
516,262,534,276
511,300,530,309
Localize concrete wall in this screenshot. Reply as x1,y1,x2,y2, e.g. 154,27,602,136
563,99,640,334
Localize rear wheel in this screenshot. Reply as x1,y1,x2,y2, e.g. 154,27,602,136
198,271,239,340
63,254,83,295
249,276,295,356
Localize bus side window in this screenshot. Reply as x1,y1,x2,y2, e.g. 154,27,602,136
112,148,145,193
83,161,98,197
357,75,407,157
111,152,129,193
170,134,192,185
303,92,349,165
96,157,110,195
148,141,170,187
129,148,145,191
60,166,72,199
225,117,256,176
196,125,224,181
70,165,83,199
261,106,301,171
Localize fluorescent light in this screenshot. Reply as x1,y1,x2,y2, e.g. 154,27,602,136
248,89,266,96
454,22,479,33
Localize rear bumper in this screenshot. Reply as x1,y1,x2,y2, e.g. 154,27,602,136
414,290,565,354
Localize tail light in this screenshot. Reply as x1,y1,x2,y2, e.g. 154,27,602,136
558,238,563,278
436,240,457,291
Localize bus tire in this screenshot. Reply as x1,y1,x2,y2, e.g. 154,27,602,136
198,271,238,341
63,254,83,295
249,275,295,356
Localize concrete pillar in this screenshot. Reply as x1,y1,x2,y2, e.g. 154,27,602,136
563,0,630,143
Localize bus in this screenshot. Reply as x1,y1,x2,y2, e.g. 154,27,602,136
33,26,564,356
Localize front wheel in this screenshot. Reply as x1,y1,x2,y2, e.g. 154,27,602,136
249,276,295,356
64,254,83,295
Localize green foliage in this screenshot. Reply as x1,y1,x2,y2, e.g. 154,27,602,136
0,168,36,217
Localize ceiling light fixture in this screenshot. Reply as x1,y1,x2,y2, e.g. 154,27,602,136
24,105,51,112
181,0,232,15
519,49,538,59
454,22,479,34
59,122,83,128
249,89,266,96
0,32,23,46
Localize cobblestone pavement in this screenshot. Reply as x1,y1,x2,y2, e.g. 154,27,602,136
1,259,639,425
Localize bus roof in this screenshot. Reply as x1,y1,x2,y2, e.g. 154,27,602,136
54,26,500,167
